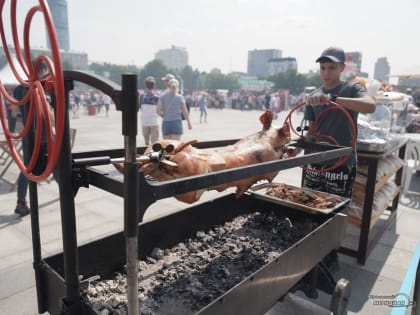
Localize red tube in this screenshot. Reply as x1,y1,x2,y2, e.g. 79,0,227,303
283,100,356,173
0,0,65,181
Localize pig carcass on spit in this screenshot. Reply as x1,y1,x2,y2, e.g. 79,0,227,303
114,110,292,203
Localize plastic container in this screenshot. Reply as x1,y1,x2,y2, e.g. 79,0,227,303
358,103,392,141
88,104,96,116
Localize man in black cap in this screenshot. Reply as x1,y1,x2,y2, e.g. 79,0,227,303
303,46,376,268
304,46,375,197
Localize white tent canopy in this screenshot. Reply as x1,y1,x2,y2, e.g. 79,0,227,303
0,54,27,87
388,65,420,79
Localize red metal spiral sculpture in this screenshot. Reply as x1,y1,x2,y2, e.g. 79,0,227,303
284,100,356,172
0,0,65,181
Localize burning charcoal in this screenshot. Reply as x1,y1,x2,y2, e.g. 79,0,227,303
113,272,123,281
225,242,237,251
215,227,226,235
95,286,105,296
196,231,206,239
209,251,217,258
146,257,157,264
139,260,148,271
220,267,230,278
155,274,165,281
100,309,110,315
90,301,103,311
88,286,97,297
87,210,320,314
150,248,165,260
139,304,156,315
138,293,146,301
108,296,122,308
115,285,126,294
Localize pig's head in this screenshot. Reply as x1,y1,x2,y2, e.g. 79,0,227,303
271,121,291,150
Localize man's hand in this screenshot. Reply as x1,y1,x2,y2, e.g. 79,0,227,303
307,92,331,105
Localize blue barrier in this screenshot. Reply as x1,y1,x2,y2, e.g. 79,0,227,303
390,241,420,315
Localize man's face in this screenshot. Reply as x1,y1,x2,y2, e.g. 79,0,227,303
37,67,49,79
319,61,345,89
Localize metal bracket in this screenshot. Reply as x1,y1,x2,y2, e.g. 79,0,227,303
71,167,89,197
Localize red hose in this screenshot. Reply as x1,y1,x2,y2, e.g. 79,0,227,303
0,0,65,181
284,100,356,173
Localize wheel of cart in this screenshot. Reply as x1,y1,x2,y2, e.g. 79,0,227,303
289,260,351,315
330,278,351,315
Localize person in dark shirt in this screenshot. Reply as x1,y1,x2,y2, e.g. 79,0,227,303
303,47,375,270
303,46,375,199
13,62,51,216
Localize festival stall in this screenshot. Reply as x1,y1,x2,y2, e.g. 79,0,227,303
339,88,409,264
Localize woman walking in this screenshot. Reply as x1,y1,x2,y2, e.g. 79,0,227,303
156,79,192,140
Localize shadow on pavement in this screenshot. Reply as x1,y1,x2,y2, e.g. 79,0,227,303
401,172,420,210
335,217,398,312
0,183,16,195
0,213,21,229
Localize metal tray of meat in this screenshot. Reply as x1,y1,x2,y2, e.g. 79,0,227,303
248,182,350,215
357,139,388,153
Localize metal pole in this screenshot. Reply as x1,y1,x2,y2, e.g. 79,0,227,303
27,124,46,313
57,79,82,310
121,74,139,315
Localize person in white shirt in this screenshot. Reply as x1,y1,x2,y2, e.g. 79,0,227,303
139,77,159,145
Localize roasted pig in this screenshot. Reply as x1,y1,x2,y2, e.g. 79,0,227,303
114,110,292,203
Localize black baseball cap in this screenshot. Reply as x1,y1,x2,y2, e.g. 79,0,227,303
316,47,345,63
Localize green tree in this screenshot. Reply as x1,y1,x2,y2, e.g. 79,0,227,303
61,59,73,70
139,59,168,89
269,70,322,94
180,65,201,91
203,69,240,91
88,62,141,85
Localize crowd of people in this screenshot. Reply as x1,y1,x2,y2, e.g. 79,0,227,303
4,55,420,221
69,89,112,118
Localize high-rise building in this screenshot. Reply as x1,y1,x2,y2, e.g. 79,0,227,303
247,49,282,78
374,57,390,83
267,57,297,76
341,51,363,81
47,0,70,51
155,45,188,71
0,1,88,71
345,52,362,74
0,46,88,70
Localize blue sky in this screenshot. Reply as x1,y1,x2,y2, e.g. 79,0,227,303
2,0,420,79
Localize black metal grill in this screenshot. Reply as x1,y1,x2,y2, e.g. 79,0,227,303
30,71,352,315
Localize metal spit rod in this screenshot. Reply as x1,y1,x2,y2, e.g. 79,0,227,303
121,74,139,315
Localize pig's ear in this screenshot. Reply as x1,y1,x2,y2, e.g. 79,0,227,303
278,121,290,139
259,110,273,130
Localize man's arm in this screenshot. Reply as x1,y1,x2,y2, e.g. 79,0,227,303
334,96,376,114
181,101,192,130
156,98,163,117
307,93,375,114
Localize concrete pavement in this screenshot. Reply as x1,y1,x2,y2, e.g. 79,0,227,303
0,106,419,315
